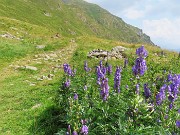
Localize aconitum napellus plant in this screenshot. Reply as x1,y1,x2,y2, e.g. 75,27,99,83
100,77,109,101
114,66,122,93
132,45,148,76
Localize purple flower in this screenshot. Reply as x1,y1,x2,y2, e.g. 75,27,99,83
168,74,180,103
96,64,107,85
63,63,69,73
63,63,75,76
107,64,112,74
81,119,87,125
100,78,109,101
167,74,173,82
169,103,173,110
144,83,151,99
164,115,168,120
81,125,88,135
84,61,91,72
72,131,78,135
156,84,166,105
176,120,180,128
114,66,122,93
136,45,148,58
132,57,147,76
64,79,70,88
74,93,78,100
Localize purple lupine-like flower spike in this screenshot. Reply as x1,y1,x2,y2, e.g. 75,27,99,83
144,83,151,99
176,120,180,128
168,74,180,105
72,131,78,135
107,64,112,74
63,63,69,73
74,93,78,100
96,64,107,85
63,63,75,76
100,78,109,101
114,66,122,93
81,125,88,135
136,45,148,58
132,57,147,76
167,74,173,82
156,84,167,105
84,61,91,72
64,79,70,88
99,60,103,68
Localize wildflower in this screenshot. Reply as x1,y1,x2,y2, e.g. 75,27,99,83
84,61,91,72
63,63,69,73
132,57,147,76
169,103,173,110
144,83,151,99
74,93,78,100
164,115,168,120
100,78,109,101
114,66,122,93
72,131,78,135
96,65,107,85
136,45,148,58
107,64,112,74
81,125,88,135
176,120,180,128
64,79,70,88
81,119,87,125
156,84,166,105
63,63,75,76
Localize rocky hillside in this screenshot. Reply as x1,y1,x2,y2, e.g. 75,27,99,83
0,0,154,45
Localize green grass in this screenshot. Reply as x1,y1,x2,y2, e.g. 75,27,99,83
0,0,153,44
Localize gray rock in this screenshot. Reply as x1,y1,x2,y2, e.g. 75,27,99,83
111,46,127,53
25,66,38,71
36,45,45,49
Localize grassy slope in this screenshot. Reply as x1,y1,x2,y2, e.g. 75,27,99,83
0,0,153,44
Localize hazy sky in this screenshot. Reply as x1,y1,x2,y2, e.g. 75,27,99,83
84,0,180,50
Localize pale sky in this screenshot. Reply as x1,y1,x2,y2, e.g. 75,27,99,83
84,0,180,51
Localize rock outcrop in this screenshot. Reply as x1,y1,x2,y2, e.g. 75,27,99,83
87,46,127,60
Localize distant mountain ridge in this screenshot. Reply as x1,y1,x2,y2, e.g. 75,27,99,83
0,0,154,45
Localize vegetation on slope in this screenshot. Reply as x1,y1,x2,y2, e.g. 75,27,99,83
0,0,154,45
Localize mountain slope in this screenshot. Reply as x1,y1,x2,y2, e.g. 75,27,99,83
0,0,154,45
